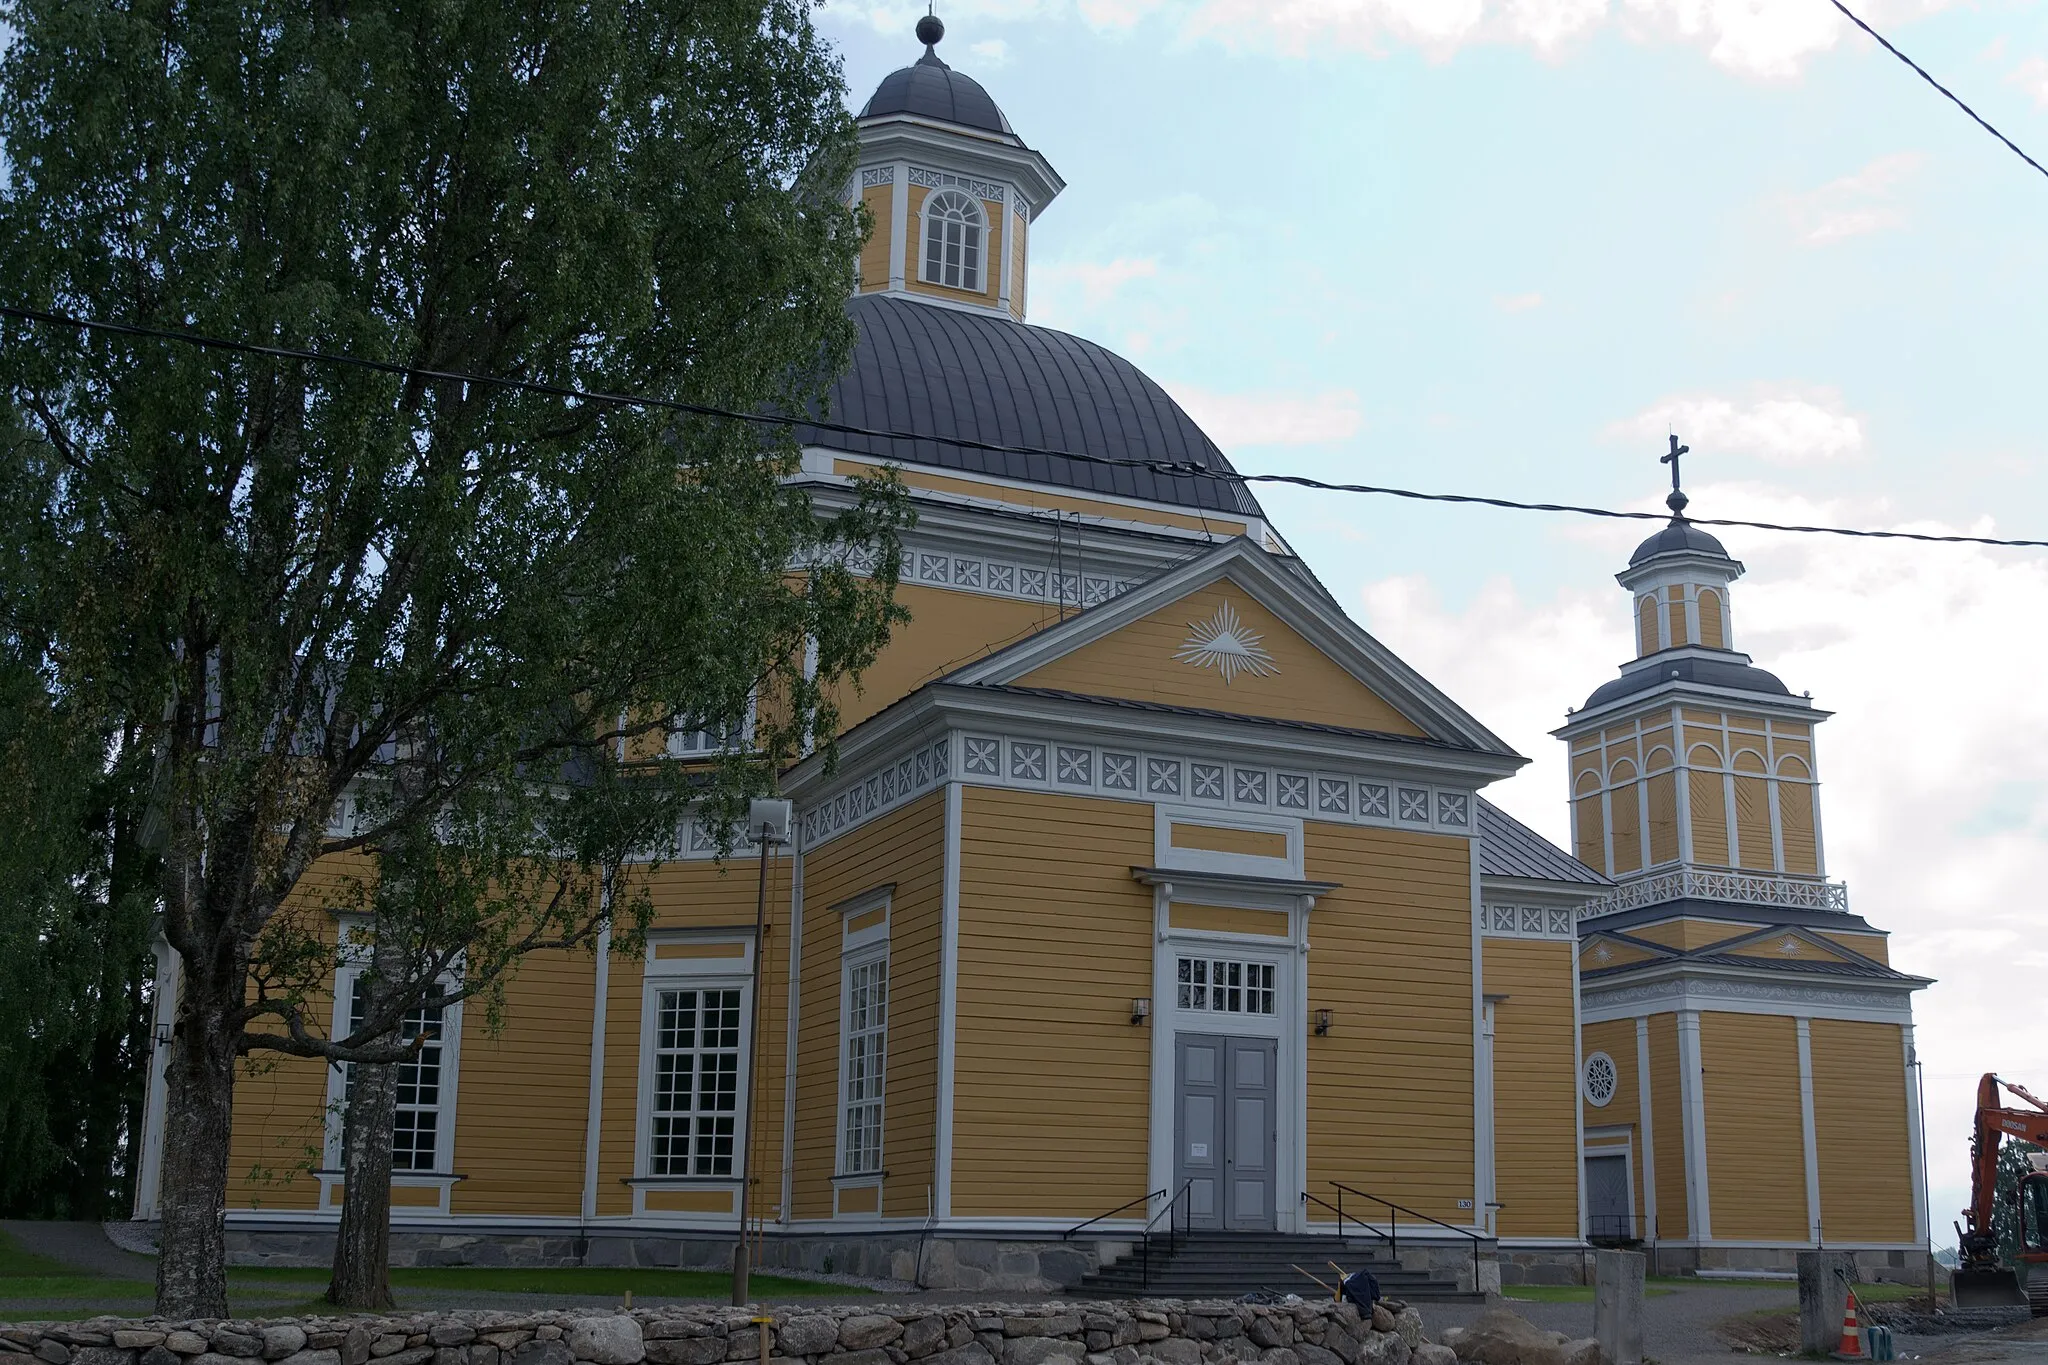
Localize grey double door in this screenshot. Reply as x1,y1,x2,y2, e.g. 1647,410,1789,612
1174,1033,1278,1231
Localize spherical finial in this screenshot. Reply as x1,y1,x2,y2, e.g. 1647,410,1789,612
1666,487,1689,516
916,13,944,47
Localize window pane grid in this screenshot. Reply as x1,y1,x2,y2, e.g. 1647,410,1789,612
923,192,983,293
649,987,743,1176
344,980,446,1173
1175,956,1275,1016
842,958,888,1176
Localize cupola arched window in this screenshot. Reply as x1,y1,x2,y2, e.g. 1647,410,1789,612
921,189,984,293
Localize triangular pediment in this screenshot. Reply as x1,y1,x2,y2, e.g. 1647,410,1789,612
948,540,1517,755
1580,933,1670,970
1713,926,1868,966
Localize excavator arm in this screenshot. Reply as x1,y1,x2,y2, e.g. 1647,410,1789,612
1955,1074,2048,1310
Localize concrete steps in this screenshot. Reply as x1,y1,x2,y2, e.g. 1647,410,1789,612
1077,1233,1482,1302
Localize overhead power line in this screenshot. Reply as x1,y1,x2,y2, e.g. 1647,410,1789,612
1828,0,2048,185
5,300,2047,551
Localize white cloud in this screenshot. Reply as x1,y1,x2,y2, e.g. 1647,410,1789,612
1782,152,1925,245
2009,55,2048,106
1163,384,1365,445
1609,387,1866,464
1495,291,1545,312
828,0,1955,76
1353,483,2048,1260
1031,256,1161,307
970,38,1012,63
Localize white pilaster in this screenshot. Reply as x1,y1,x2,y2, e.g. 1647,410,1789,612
1635,1016,1657,1244
580,924,611,1221
133,938,181,1220
1904,1024,1929,1250
1677,1009,1712,1241
779,839,806,1225
997,182,1014,314
890,161,909,292
1796,1016,1821,1243
935,779,963,1218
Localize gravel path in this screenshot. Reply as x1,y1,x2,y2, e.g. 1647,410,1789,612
1423,1283,1797,1365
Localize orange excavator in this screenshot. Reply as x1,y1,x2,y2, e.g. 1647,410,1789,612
1954,1073,2048,1311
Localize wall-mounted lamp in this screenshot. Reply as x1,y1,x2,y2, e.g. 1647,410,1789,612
1130,997,1152,1026
1314,1009,1333,1037
154,1022,173,1047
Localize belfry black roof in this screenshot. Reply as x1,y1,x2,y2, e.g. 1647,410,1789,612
800,293,1265,519
859,51,1014,137
1629,517,1731,566
1581,653,1792,711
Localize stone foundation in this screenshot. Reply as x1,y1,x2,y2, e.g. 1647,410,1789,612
0,1297,1440,1365
1649,1245,1933,1284
218,1228,1119,1294
1495,1249,1593,1289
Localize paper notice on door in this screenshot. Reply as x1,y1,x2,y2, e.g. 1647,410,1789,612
1191,1143,1209,1158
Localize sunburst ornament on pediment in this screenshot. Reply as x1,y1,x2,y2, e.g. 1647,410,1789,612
1174,601,1279,685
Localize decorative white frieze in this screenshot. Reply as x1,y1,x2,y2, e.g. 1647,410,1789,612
847,539,1140,609
860,166,895,188
907,166,1004,202
796,737,953,849
1480,903,1578,941
955,732,1473,836
1579,866,1849,919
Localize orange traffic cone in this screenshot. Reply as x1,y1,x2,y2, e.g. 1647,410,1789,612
1835,1291,1866,1360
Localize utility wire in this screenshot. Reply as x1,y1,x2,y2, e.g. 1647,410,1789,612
6,300,2047,551
1828,0,2048,185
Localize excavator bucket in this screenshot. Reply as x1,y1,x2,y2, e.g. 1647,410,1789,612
1952,1267,2028,1309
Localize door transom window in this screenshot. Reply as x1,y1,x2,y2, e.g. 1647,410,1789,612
1176,956,1276,1015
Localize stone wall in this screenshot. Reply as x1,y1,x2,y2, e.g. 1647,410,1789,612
0,1299,1452,1365
217,1230,1119,1295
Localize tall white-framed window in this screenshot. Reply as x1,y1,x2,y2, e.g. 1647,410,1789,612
633,936,754,1189
920,189,984,293
323,953,463,1176
836,891,891,1179
648,983,745,1175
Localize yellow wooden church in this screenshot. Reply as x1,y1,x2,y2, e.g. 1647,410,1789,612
131,21,1927,1292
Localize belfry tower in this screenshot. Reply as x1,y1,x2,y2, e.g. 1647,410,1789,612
1564,443,1930,1276
1561,439,1826,881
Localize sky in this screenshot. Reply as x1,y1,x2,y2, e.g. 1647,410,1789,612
821,0,2048,1250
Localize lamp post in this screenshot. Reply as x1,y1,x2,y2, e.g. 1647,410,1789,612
733,798,791,1308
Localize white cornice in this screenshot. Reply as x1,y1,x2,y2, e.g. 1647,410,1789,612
1557,674,1830,735
948,538,1522,759
855,119,1063,213
1480,875,1609,908
1579,969,1924,1027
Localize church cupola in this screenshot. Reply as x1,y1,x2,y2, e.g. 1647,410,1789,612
1618,437,1742,657
1555,440,1833,886
846,15,1064,321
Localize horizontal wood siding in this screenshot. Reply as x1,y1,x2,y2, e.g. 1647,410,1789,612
1810,1019,1916,1243
1700,1011,1809,1242
1017,579,1428,737
1485,938,1580,1238
1304,823,1475,1224
827,583,1054,733
794,792,946,1221
1645,1013,1688,1238
451,948,593,1215
953,788,1152,1217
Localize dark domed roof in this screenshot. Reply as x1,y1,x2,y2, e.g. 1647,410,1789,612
1629,517,1729,566
859,46,1013,137
798,293,1264,519
1581,654,1791,712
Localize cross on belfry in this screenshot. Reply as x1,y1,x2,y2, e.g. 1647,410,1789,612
1661,433,1690,516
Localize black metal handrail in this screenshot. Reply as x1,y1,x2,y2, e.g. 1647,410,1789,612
1328,1181,1488,1290
1063,1187,1167,1241
1139,1180,1193,1293
1302,1189,1369,1243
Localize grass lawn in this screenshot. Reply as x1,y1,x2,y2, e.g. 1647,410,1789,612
1503,1284,1679,1303
0,1231,860,1322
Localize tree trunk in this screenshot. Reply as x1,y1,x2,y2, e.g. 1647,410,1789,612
154,988,237,1319
328,933,401,1310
